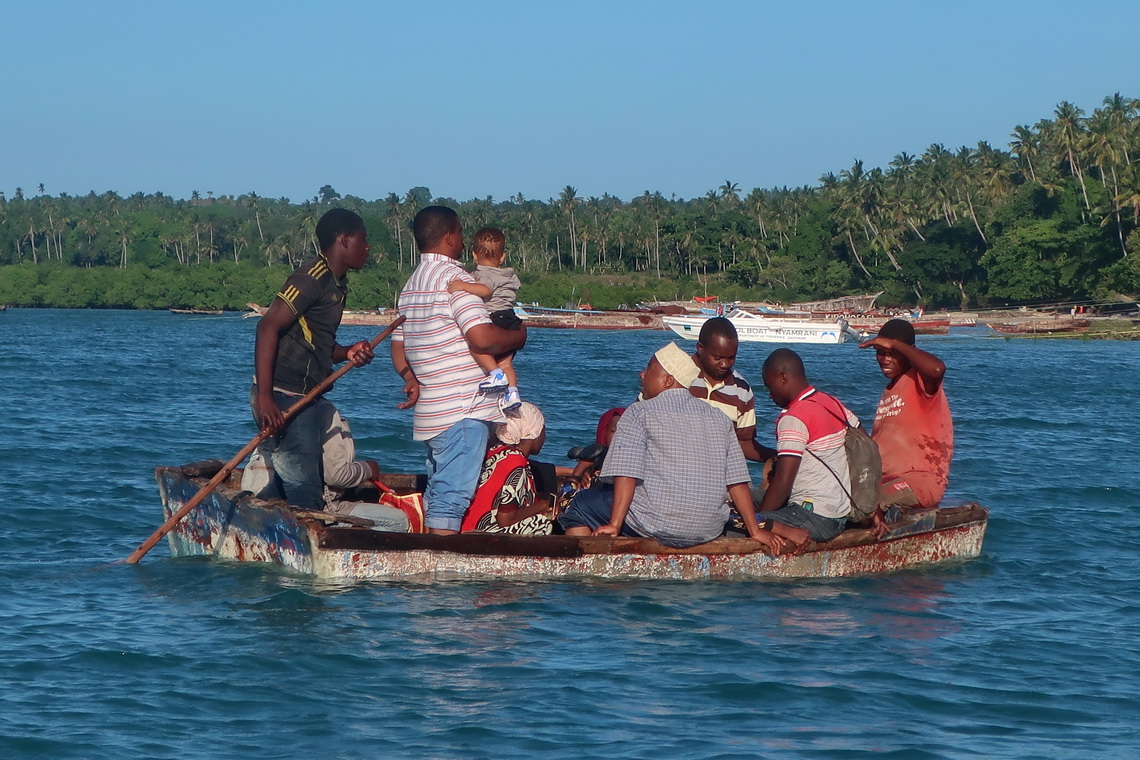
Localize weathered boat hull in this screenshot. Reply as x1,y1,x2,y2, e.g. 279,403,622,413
157,461,988,581
663,314,853,344
848,318,952,335
311,525,986,580
988,318,1091,334
513,306,664,330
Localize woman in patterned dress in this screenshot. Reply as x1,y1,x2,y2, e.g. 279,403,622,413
460,403,555,535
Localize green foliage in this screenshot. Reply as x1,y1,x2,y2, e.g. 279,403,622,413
1,93,1139,309
980,219,1071,301
726,261,761,288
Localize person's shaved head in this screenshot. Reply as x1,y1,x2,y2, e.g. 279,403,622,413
761,348,808,408
762,348,806,381
412,205,461,252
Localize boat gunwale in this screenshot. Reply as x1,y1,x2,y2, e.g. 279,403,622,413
157,461,988,561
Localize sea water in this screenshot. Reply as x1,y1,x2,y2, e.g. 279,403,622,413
1,309,1137,759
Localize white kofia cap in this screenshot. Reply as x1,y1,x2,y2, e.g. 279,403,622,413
654,342,700,387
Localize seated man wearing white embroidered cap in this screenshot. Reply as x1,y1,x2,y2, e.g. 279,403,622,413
558,342,785,553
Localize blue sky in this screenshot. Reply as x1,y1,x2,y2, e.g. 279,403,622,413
4,0,1138,204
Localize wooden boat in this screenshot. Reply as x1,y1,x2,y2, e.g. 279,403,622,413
847,317,952,336
340,310,400,327
989,318,1092,335
791,292,884,314
664,310,857,344
244,302,398,326
515,305,663,330
155,460,988,580
169,308,224,315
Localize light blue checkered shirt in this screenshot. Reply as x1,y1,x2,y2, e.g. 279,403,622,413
600,388,751,547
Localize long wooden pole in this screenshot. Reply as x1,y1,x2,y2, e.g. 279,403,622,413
125,315,405,564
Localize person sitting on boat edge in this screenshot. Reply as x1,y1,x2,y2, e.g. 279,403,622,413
687,316,765,461
563,406,625,491
558,342,785,553
756,348,862,545
250,208,375,510
461,402,556,535
859,318,953,534
318,407,411,531
446,227,525,412
389,206,527,536
241,406,411,531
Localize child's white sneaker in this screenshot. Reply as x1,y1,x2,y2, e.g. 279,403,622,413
479,368,509,391
500,387,522,412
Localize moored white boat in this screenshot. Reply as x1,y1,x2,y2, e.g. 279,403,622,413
663,311,857,344
155,460,988,581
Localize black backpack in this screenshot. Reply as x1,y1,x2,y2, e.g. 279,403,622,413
805,398,882,522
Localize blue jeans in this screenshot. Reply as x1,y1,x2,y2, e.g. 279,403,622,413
556,486,641,537
764,502,846,542
250,386,329,511
423,418,491,531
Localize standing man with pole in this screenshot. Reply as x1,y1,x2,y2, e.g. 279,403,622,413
252,208,376,510
125,208,391,564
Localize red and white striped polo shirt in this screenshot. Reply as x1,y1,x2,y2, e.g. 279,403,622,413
776,386,860,519
393,253,503,441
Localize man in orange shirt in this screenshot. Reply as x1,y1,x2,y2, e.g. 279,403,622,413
860,319,953,533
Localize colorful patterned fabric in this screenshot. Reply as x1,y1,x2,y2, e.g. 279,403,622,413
462,445,552,535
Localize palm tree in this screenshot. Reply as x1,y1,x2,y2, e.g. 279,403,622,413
1010,124,1040,183
117,219,132,269
745,188,768,239
1087,109,1128,255
558,186,579,269
384,193,405,269
1054,100,1092,212
703,189,721,216
718,180,741,206
1101,92,1137,167
950,146,988,247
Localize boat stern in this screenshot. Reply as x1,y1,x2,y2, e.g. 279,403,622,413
155,463,317,574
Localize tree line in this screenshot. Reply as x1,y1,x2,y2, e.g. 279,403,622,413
2,94,1138,311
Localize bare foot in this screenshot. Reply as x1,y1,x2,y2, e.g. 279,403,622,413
769,522,811,552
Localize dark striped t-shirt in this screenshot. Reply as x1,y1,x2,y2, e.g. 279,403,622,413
271,255,347,394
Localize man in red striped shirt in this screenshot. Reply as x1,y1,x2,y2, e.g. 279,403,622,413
757,348,863,545
390,206,527,534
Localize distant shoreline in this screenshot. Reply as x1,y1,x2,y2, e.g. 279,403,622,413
5,304,1139,339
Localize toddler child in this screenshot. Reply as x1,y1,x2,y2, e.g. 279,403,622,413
448,227,524,411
